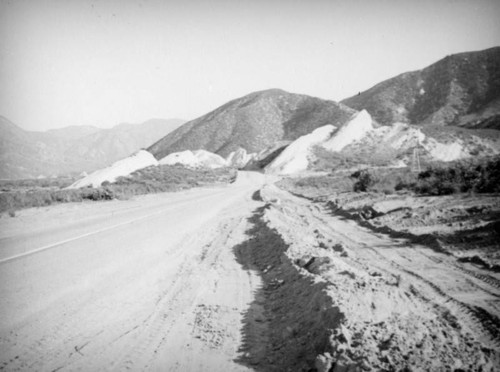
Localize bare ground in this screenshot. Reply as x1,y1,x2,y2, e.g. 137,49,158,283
1,171,499,371
258,183,500,370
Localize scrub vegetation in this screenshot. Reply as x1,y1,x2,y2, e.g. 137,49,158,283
349,156,500,195
0,165,236,214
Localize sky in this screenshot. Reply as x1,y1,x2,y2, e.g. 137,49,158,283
1,0,499,131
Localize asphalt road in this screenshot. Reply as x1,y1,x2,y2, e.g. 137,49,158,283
0,171,266,371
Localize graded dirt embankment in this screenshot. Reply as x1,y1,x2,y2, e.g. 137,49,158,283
254,184,500,371
279,174,500,270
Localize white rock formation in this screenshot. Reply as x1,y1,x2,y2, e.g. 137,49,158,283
266,125,336,175
68,150,158,188
422,139,468,162
371,122,425,150
159,149,228,169
159,150,200,167
226,147,256,168
322,110,373,151
192,150,229,168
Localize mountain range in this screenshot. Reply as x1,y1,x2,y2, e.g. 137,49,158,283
148,47,500,161
148,89,356,160
2,47,499,179
0,117,184,179
342,46,500,129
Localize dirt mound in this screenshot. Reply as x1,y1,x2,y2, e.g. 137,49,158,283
311,124,500,172
68,150,158,188
225,147,257,168
264,109,499,175
159,149,228,169
322,110,373,152
266,125,336,175
234,206,343,371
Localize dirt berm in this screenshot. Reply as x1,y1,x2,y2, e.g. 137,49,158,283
235,184,500,371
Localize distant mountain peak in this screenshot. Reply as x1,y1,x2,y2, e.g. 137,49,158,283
0,117,185,179
148,89,356,160
244,88,290,97
342,46,500,129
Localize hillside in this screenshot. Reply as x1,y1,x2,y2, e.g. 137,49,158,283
46,125,101,140
148,89,356,160
63,118,185,171
0,117,184,179
0,116,69,180
342,47,500,129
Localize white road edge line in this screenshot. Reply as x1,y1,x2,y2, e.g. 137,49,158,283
0,188,233,265
0,209,167,265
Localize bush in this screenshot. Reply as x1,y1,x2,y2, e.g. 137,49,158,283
371,168,417,194
415,156,500,195
311,146,399,172
283,156,499,197
395,180,416,191
351,170,375,192
281,174,354,196
416,167,458,195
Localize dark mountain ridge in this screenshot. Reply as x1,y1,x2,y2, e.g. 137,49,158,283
342,47,500,129
148,89,356,160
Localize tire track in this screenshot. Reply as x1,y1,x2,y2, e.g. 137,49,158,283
392,261,500,347
110,216,245,371
361,243,500,347
298,193,500,347
452,262,500,291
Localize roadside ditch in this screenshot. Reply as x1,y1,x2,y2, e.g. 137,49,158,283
233,203,344,371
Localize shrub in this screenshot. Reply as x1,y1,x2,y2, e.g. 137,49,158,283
370,168,417,194
351,170,375,192
415,167,459,195
415,156,500,195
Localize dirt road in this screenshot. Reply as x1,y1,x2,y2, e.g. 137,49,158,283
1,172,499,371
0,172,266,371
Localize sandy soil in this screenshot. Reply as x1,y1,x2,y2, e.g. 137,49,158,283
1,171,499,371
258,184,500,370
280,175,500,270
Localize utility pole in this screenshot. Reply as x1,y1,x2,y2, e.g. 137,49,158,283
412,140,421,173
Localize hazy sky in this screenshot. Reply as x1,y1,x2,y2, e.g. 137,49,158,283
1,0,499,131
